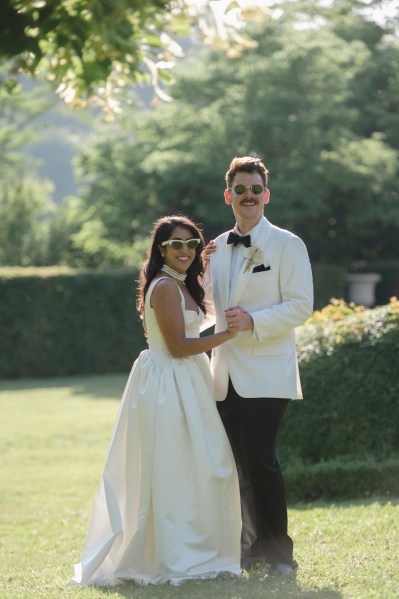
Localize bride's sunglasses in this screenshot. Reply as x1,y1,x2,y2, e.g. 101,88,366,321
161,238,201,250
230,184,265,195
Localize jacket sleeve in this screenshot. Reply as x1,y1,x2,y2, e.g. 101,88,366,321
252,235,313,341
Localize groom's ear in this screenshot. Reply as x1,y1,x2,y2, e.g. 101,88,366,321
264,189,270,205
224,189,232,205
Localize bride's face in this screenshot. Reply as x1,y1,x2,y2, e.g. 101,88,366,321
160,226,198,275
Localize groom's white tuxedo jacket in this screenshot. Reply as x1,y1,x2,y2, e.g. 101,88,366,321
203,216,313,401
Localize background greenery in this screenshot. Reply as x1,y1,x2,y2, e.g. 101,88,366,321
1,0,398,275
0,267,144,378
283,298,399,461
279,297,399,501
54,1,399,269
1,0,238,111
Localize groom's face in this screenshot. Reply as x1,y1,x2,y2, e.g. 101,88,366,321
224,170,270,227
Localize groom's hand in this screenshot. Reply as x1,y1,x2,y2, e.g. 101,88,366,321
225,307,253,331
203,239,217,266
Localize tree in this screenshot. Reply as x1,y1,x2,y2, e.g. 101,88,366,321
0,0,267,114
0,177,54,265
0,66,58,265
66,0,399,268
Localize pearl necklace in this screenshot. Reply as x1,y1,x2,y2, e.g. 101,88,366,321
161,264,187,282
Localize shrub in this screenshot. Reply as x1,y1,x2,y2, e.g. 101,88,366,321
280,298,399,464
285,457,399,502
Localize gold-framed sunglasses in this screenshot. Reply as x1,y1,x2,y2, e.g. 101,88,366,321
161,238,201,250
230,184,265,195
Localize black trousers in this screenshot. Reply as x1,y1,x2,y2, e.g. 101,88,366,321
217,379,294,566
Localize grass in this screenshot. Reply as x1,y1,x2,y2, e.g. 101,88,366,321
1,374,398,599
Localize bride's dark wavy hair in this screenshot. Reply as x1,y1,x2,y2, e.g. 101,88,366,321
136,215,206,317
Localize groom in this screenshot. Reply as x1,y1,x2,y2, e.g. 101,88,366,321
203,155,313,575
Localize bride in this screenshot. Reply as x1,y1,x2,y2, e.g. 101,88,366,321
69,215,241,587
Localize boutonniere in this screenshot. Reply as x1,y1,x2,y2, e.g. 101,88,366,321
244,245,264,273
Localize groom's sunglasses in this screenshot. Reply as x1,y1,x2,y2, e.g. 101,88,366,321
230,184,265,195
161,238,201,250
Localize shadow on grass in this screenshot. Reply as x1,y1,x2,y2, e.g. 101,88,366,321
0,372,127,399
84,569,343,599
289,496,399,510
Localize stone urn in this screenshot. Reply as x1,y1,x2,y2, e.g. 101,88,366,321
346,272,382,307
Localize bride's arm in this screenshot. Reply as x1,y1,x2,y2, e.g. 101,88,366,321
151,279,236,358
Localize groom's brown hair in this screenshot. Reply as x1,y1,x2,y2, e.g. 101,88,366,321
225,156,269,189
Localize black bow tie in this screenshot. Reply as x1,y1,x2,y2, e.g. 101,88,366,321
227,231,251,248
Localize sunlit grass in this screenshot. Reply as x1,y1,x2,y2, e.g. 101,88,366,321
1,375,398,598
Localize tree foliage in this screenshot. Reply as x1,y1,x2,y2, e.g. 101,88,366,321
0,177,54,265
0,67,56,265
65,0,399,267
0,0,266,113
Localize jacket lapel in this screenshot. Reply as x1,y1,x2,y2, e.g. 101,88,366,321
229,257,252,306
211,235,232,311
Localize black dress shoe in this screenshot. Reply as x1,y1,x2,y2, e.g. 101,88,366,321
269,562,296,575
241,555,267,570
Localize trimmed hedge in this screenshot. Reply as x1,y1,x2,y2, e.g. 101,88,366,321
280,299,399,464
278,299,399,500
285,457,399,502
0,267,145,378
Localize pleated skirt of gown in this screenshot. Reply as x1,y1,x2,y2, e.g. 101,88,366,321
69,345,241,586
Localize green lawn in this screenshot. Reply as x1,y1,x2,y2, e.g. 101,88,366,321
1,375,398,599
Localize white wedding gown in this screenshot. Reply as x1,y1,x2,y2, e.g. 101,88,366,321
69,277,241,587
